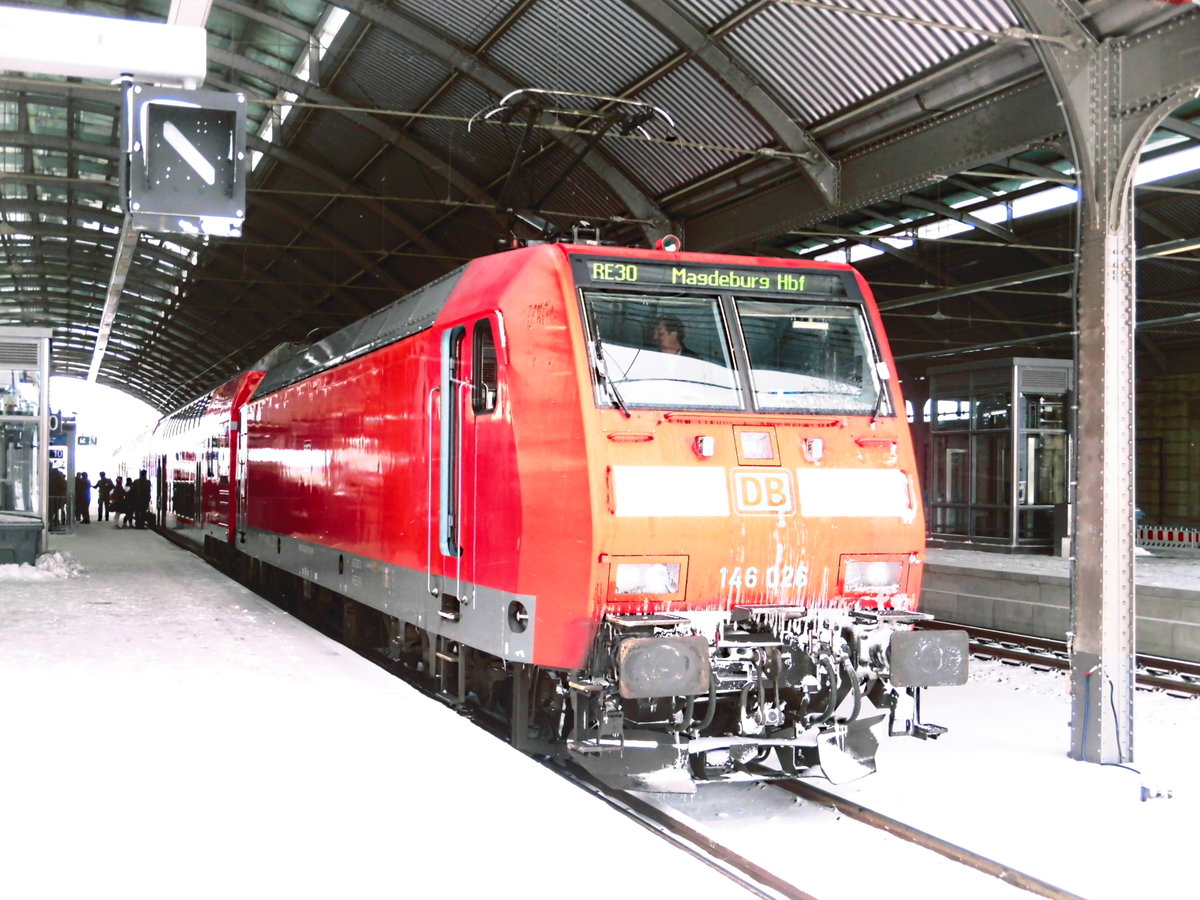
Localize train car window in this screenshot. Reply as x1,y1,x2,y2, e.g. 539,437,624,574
472,320,498,414
581,291,741,411
735,300,887,415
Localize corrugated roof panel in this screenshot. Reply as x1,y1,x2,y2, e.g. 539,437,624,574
486,0,677,97
606,60,773,196
1139,190,1200,242
676,0,761,31
721,0,1016,126
358,151,456,203
664,157,795,221
414,78,518,187
288,108,386,189
916,0,1017,32
385,0,525,49
501,141,620,218
335,27,455,115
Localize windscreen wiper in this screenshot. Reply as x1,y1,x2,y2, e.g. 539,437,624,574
870,378,889,425
594,340,631,418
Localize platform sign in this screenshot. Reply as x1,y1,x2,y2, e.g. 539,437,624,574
121,84,247,238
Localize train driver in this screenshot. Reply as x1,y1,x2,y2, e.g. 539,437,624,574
652,316,700,358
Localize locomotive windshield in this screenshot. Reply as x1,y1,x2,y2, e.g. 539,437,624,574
582,289,889,416
583,292,742,411
737,300,887,415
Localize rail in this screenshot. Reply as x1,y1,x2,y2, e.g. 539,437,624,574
920,621,1200,696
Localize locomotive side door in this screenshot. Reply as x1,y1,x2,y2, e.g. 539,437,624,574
235,417,249,541
433,317,500,621
434,323,475,620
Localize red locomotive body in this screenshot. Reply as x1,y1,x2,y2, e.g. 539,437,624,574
150,242,967,789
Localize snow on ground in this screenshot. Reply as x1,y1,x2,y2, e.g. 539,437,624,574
0,549,85,581
646,654,1200,900
0,528,742,900
3,526,1198,899
817,657,1200,900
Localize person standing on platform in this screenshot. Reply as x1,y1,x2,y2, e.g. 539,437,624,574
110,476,127,528
130,469,152,529
50,467,68,528
74,473,90,523
93,471,114,522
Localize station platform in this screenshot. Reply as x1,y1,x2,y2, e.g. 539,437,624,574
924,546,1200,661
0,524,736,899
1,526,1197,899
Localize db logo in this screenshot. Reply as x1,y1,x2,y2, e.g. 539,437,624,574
732,469,795,515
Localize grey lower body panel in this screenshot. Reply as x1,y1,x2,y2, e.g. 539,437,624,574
239,527,536,664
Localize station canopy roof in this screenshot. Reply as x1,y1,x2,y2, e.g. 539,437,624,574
2,0,1199,411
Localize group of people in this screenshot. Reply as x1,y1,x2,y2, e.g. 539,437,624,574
48,468,152,529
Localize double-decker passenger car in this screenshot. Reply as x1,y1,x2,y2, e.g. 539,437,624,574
148,241,967,790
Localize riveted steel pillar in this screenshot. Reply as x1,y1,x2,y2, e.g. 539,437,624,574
1012,1,1200,765
1072,137,1137,764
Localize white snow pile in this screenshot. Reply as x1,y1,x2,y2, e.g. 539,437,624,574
0,550,86,582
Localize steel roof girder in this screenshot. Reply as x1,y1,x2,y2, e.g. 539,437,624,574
899,192,1020,244
625,0,838,206
687,79,1066,250
87,215,138,381
816,223,927,271
0,129,118,163
1115,12,1200,116
0,252,184,298
1160,115,1200,144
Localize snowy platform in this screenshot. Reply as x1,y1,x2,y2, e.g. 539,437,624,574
2,525,1198,899
925,546,1200,661
0,525,738,899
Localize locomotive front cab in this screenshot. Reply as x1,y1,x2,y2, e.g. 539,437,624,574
563,248,969,790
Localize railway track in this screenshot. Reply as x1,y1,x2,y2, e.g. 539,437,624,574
921,622,1200,697
766,779,1086,900
562,767,1091,900
566,769,817,900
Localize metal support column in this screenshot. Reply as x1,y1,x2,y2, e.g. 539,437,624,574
1011,1,1200,765
1072,126,1137,764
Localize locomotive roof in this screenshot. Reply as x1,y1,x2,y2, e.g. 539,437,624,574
251,264,468,399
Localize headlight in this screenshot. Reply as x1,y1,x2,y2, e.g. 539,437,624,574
615,562,680,595
842,557,903,594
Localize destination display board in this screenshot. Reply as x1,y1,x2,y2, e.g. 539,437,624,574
571,255,850,298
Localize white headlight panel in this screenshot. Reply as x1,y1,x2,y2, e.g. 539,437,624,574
843,559,902,593
615,562,681,595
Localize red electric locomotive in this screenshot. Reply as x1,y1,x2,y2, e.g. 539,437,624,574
150,241,967,790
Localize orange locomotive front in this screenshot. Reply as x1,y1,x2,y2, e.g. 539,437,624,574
545,245,968,788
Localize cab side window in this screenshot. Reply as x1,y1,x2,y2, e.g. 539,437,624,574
472,319,498,414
